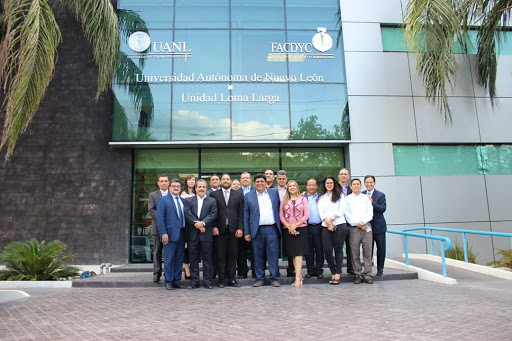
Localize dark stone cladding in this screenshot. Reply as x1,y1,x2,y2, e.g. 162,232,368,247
0,1,132,264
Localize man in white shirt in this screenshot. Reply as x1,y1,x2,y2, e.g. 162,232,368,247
344,178,374,284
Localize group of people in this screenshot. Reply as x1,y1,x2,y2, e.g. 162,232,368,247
148,168,387,290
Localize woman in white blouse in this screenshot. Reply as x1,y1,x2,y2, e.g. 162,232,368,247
317,176,348,285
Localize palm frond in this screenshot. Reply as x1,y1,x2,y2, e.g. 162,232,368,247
404,0,463,122
0,0,61,160
60,0,120,100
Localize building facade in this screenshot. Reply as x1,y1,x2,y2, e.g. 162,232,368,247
0,0,510,265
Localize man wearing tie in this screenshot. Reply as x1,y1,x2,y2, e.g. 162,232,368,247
148,175,170,283
363,175,387,276
210,174,244,288
237,172,253,278
244,173,281,287
184,179,218,289
156,178,186,290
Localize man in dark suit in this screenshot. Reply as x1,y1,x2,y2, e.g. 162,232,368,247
156,178,186,290
237,172,253,278
363,175,387,276
210,174,244,288
338,168,355,275
244,173,281,287
184,179,218,289
148,174,169,283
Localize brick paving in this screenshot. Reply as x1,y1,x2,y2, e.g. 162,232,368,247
1,264,511,341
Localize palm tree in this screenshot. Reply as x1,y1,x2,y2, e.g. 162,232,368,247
404,0,512,121
0,0,120,160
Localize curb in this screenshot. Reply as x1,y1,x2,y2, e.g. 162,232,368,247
386,259,457,285
0,281,73,289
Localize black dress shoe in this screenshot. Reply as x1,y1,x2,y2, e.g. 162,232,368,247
377,270,383,276
165,284,174,290
237,274,248,279
153,275,160,283
305,274,312,278
317,274,324,279
188,284,200,289
227,280,241,287
172,284,185,289
204,284,214,289
218,282,225,288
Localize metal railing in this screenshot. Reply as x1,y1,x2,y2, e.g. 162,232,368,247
387,229,452,277
402,226,512,264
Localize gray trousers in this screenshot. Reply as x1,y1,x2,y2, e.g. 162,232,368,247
348,226,373,277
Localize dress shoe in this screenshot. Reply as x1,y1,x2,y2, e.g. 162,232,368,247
252,280,264,287
227,280,240,287
354,275,363,284
165,284,174,290
218,282,225,288
317,274,324,279
237,274,248,279
204,284,214,289
364,277,373,284
377,270,383,276
153,275,160,283
172,284,185,289
270,280,281,287
188,284,200,289
305,273,312,278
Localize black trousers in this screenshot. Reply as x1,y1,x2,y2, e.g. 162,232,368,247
188,238,213,286
373,232,386,271
237,238,253,276
306,223,324,276
152,234,163,277
322,224,348,275
216,230,238,282
344,231,354,273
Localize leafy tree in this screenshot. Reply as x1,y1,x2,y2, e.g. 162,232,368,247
0,239,79,280
404,0,511,121
0,0,120,159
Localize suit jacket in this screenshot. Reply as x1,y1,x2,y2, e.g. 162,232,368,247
156,194,185,242
243,188,281,238
363,189,387,234
184,195,218,242
341,183,352,197
211,188,244,234
149,190,163,235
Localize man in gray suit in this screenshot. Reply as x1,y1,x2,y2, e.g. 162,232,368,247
148,174,170,283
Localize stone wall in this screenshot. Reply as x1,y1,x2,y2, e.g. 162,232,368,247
0,2,132,264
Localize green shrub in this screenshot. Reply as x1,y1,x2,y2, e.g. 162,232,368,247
487,249,512,270
0,239,80,280
444,240,477,263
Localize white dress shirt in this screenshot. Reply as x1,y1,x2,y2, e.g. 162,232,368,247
317,193,347,227
344,193,373,226
196,194,206,218
257,190,275,226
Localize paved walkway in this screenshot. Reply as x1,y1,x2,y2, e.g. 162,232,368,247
1,262,511,340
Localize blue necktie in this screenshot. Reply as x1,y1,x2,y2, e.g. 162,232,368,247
175,196,184,227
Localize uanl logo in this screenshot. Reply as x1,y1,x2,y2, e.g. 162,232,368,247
269,27,334,61
127,31,192,59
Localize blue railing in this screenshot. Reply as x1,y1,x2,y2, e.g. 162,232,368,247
387,229,452,277
402,226,512,264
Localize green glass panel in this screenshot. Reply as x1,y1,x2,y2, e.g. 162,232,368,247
281,148,344,186
201,148,279,174
381,27,408,52
135,149,198,172
497,32,512,55
118,0,173,29
394,145,480,176
485,145,512,174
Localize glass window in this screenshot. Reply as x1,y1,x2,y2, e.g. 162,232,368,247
231,0,285,29
483,145,512,174
201,148,280,174
175,0,229,28
118,0,173,29
171,83,231,140
381,26,408,52
290,84,349,140
287,30,345,83
231,30,287,80
282,147,344,185
231,83,290,140
173,30,229,76
119,30,173,76
286,0,339,30
112,83,170,141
